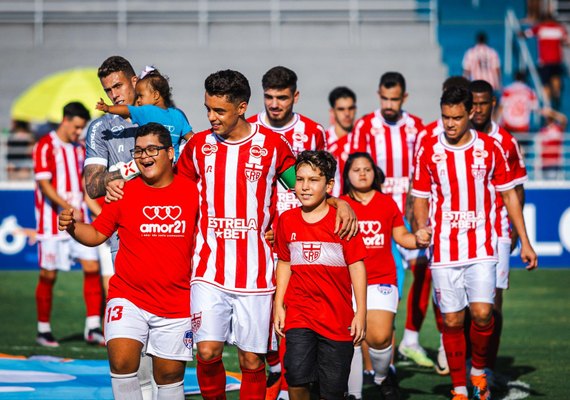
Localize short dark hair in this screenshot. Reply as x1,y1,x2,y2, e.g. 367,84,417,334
476,32,487,44
328,86,356,108
296,150,337,182
514,71,527,82
440,86,473,113
140,68,175,108
63,102,90,121
380,72,406,93
342,152,385,197
262,66,298,92
469,80,494,97
135,122,172,148
205,70,251,104
442,76,471,91
98,56,136,79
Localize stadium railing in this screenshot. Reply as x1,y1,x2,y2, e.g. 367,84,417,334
0,0,435,47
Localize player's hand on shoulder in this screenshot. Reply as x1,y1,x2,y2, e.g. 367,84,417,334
58,209,75,231
105,179,125,203
334,198,358,240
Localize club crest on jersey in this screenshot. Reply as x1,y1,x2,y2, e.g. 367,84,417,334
183,330,193,349
377,284,393,295
302,242,321,263
143,206,182,221
202,143,218,156
249,145,268,158
245,163,263,182
471,164,486,180
191,312,202,333
432,152,447,164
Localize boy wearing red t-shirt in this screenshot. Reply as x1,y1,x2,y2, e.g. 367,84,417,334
59,123,199,400
274,150,367,400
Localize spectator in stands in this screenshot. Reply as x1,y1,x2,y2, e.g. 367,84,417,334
463,32,502,92
524,12,570,110
498,71,539,133
6,120,34,180
539,107,567,179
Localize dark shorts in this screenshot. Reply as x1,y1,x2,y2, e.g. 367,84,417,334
538,63,565,84
283,328,354,400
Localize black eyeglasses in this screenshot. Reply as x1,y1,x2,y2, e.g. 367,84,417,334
130,145,168,159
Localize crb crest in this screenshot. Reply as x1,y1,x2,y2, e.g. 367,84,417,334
471,164,486,180
183,330,193,349
244,162,263,182
191,312,202,333
302,242,321,263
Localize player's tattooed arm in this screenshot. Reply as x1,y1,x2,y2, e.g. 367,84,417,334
84,164,123,199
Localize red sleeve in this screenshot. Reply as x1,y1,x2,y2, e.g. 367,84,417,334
411,144,431,197
276,134,296,174
342,232,367,265
505,136,528,183
91,199,120,238
33,139,54,179
174,135,198,181
274,212,291,262
390,198,405,229
491,141,516,192
315,124,327,150
350,117,367,152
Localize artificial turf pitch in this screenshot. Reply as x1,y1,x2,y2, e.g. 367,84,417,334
0,269,568,399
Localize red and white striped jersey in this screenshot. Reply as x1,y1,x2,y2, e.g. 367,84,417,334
489,122,528,241
462,43,502,90
175,124,296,294
325,126,350,197
415,118,443,157
412,130,515,267
248,111,326,214
350,110,424,212
499,81,538,133
526,21,568,65
33,131,85,239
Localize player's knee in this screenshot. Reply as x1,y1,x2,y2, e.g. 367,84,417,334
153,368,185,385
443,314,464,329
470,306,493,326
39,269,57,282
109,357,139,375
196,343,223,361
238,351,264,370
82,260,100,274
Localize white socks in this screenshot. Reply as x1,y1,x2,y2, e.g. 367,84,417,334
85,315,101,330
347,346,363,398
157,380,184,399
38,322,51,333
111,371,143,400
369,345,392,385
401,329,419,347
138,354,155,400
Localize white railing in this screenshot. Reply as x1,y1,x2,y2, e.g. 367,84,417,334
0,0,435,47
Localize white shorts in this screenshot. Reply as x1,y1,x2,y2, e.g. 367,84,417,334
98,240,114,277
38,237,98,271
367,284,399,313
190,282,273,354
431,262,496,313
496,240,511,289
105,298,193,362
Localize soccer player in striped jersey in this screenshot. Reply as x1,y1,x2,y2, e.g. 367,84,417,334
326,86,357,197
462,32,501,92
469,79,529,378
33,102,103,348
176,70,358,400
412,86,537,400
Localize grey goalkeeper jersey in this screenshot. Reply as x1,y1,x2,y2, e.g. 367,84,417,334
85,114,138,253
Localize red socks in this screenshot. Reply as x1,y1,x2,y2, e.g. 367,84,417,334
442,325,467,387
266,350,280,367
83,271,103,317
279,337,289,391
36,276,55,323
487,310,503,370
405,260,432,331
240,365,266,399
470,315,495,370
197,355,227,400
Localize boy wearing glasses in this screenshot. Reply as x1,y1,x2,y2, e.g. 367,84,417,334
59,123,199,400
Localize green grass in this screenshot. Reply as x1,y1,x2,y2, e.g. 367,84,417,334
1,269,569,399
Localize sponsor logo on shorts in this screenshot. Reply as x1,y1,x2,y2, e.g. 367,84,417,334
183,330,193,349
377,284,393,295
302,242,321,263
191,312,202,333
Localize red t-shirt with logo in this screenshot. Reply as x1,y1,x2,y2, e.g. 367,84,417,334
341,192,403,286
92,175,199,318
274,206,367,341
